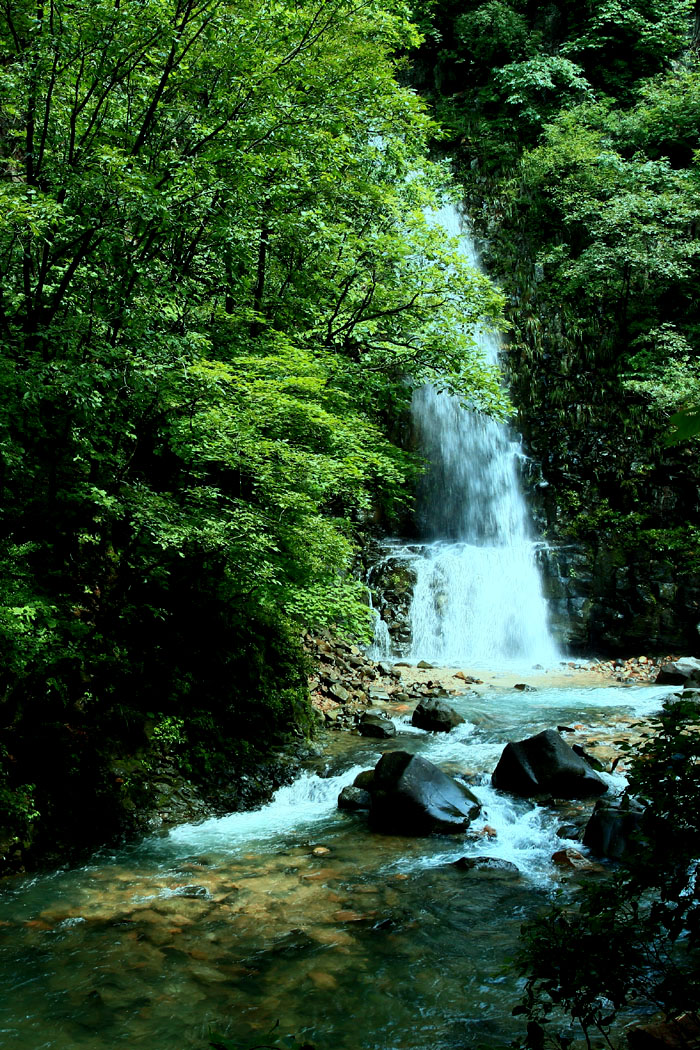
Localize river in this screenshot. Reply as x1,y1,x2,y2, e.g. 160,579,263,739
0,679,674,1050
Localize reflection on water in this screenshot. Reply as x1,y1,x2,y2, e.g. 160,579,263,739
0,685,673,1050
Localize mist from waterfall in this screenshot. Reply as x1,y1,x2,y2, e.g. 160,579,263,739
371,204,559,668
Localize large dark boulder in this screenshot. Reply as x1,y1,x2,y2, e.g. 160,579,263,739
411,698,465,733
583,797,644,859
655,657,700,686
492,729,607,799
358,712,396,738
369,751,480,836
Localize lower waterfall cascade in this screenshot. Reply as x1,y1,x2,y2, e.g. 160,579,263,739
370,204,560,669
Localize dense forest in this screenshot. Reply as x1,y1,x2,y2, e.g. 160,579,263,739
0,0,699,973
0,0,510,865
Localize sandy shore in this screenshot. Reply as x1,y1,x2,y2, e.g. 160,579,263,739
393,663,632,694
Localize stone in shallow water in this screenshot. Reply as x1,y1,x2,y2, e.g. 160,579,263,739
358,712,396,738
369,750,480,836
656,657,700,685
337,785,372,812
583,797,644,859
411,698,465,733
452,856,521,878
552,848,604,874
492,729,607,799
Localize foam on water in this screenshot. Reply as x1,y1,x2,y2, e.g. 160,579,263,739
161,764,375,856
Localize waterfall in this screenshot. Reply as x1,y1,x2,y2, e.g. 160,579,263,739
371,204,559,668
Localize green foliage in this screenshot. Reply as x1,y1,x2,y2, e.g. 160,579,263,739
515,698,700,1049
494,56,594,131
0,744,39,854
0,0,508,862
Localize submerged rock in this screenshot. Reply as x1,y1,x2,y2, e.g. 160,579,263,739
552,848,605,874
452,856,520,878
492,729,607,799
369,750,480,836
411,698,465,733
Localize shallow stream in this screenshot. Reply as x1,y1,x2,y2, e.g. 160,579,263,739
0,682,674,1050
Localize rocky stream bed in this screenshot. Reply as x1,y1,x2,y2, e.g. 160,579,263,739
0,642,693,1050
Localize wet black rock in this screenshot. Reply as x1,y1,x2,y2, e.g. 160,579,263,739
369,751,481,836
338,785,372,811
452,856,521,878
492,729,608,799
655,657,700,686
411,698,466,733
358,712,396,739
353,769,375,791
583,797,645,859
572,743,606,772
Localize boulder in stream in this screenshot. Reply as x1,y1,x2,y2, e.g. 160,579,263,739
452,856,521,878
583,797,645,859
338,785,372,812
358,712,396,738
492,729,608,799
369,750,480,835
411,698,465,733
655,657,700,686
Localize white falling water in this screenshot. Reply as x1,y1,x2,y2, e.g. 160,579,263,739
373,204,559,668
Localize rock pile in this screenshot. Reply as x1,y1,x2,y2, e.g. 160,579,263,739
303,632,469,728
591,655,678,683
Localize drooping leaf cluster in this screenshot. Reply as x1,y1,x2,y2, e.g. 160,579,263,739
0,0,506,862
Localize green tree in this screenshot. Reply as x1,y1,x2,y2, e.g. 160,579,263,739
0,0,505,863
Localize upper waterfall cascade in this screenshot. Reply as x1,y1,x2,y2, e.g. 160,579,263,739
371,204,559,668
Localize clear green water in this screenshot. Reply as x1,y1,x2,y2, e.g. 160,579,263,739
0,685,672,1050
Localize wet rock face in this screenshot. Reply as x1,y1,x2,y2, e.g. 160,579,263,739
537,543,700,656
492,729,608,799
338,786,372,811
365,550,418,652
452,856,521,878
368,751,481,836
358,712,396,739
655,657,700,686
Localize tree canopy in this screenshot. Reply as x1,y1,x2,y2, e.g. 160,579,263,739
0,0,506,860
